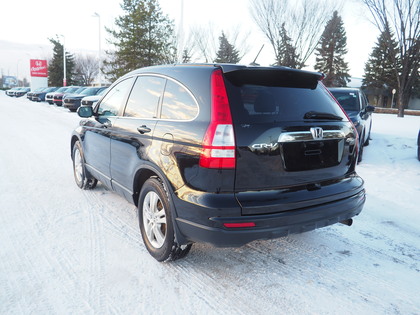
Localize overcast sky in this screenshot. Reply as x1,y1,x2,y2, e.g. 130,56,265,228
0,0,379,81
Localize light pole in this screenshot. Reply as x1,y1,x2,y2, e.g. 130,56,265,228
17,59,22,86
59,35,67,86
92,12,102,86
391,88,396,108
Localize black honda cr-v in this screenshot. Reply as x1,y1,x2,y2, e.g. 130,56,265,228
71,64,365,261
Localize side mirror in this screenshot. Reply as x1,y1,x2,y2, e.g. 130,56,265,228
366,105,375,113
77,106,94,118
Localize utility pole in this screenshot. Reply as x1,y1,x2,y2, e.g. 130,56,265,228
93,12,102,86
60,35,67,86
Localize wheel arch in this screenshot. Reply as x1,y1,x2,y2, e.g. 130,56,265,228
132,164,190,246
70,134,82,158
132,164,174,207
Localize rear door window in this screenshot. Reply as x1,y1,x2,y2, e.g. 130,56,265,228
124,76,166,118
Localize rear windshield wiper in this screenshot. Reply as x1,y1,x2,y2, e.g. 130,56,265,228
304,111,343,121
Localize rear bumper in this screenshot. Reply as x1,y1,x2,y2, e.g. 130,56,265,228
176,189,365,247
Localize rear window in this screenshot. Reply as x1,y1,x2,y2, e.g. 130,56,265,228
225,82,347,123
330,91,360,111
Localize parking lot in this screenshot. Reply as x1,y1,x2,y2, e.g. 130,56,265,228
0,92,419,314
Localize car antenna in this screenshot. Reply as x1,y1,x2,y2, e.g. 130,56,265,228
249,44,264,66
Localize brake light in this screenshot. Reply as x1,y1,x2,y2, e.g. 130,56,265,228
199,69,236,169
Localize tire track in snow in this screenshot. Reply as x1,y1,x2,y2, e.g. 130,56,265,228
0,216,54,314
79,187,237,314
84,193,107,314
0,199,93,314
80,188,131,315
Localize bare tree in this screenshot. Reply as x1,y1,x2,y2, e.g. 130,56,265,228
189,24,218,63
188,24,250,63
361,0,419,117
74,55,99,86
249,0,341,68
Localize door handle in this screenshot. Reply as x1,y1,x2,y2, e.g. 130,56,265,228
137,125,151,134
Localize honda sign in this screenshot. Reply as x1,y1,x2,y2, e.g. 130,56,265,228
30,59,48,77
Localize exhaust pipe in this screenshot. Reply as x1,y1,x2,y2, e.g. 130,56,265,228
339,219,353,226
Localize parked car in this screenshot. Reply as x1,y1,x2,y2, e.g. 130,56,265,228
80,87,108,108
72,64,365,261
45,87,69,104
328,87,375,162
53,86,82,106
63,86,107,112
5,87,18,96
15,87,31,97
32,87,58,102
6,87,27,97
27,87,47,100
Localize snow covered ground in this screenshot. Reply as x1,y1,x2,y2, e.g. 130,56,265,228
0,92,419,314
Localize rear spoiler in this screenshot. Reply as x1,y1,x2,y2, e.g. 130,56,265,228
221,66,324,90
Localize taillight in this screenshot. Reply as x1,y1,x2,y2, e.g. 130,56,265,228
199,69,236,169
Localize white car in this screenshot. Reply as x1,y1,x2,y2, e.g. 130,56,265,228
5,87,22,97
45,87,69,105
80,87,108,108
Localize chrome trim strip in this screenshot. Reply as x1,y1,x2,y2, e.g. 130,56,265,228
112,179,133,195
85,164,111,181
278,130,346,142
113,73,200,122
86,164,133,195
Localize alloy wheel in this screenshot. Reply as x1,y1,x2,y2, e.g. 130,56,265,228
142,191,167,248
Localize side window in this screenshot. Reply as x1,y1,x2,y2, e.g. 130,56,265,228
124,76,165,118
161,80,198,120
97,78,134,117
361,92,368,109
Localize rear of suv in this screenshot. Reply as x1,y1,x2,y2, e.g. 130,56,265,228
71,64,365,261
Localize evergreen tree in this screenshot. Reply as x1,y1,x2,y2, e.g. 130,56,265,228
181,49,192,63
274,23,301,68
48,37,76,87
314,11,350,87
363,24,399,90
104,0,176,81
214,32,240,64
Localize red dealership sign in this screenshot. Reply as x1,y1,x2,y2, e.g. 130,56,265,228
30,59,48,77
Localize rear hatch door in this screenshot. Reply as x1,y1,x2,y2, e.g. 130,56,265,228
223,68,359,214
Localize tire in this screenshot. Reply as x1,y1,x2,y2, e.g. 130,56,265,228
138,177,191,261
364,122,372,146
357,132,364,163
72,141,98,189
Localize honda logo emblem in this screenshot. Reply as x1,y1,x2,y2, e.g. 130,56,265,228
310,127,324,140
